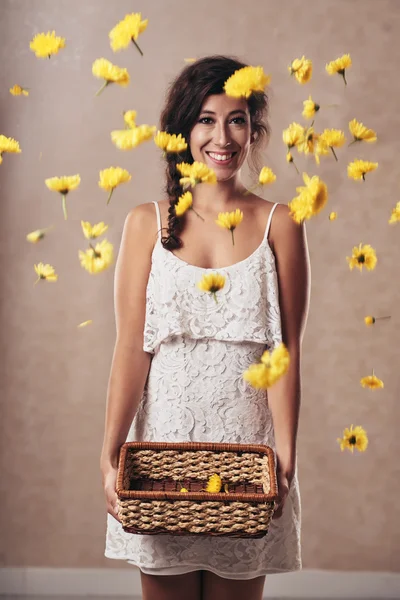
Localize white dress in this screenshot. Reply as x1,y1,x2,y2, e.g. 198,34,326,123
105,201,301,580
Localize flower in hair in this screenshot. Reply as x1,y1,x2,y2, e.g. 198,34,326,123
154,131,188,154
176,161,217,189
92,58,130,96
111,124,156,150
175,191,204,220
288,56,313,84
109,12,148,55
326,54,351,85
215,209,243,246
337,425,368,453
224,66,271,98
197,273,226,304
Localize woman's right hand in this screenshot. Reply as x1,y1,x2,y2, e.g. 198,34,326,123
101,463,122,523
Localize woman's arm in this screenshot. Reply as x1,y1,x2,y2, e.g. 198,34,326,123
267,204,311,482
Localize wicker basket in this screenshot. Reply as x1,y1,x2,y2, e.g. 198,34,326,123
116,441,279,539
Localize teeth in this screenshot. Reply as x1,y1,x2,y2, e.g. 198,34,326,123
208,152,234,161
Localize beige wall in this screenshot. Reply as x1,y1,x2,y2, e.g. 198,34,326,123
0,0,399,571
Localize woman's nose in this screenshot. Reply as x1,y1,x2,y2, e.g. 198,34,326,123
214,123,232,147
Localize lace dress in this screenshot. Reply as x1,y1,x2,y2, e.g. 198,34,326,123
104,201,301,579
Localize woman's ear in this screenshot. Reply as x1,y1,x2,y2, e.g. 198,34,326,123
250,131,256,145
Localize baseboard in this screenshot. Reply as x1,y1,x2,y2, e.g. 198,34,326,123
0,568,399,598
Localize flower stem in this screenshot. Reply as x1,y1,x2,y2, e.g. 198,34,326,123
341,71,347,86
348,139,357,147
212,292,219,305
231,229,235,246
375,316,391,321
244,184,258,196
95,80,109,97
292,160,300,175
330,146,338,161
61,193,68,220
132,38,144,56
106,188,114,205
191,207,205,221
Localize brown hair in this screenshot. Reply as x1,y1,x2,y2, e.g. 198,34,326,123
159,55,271,250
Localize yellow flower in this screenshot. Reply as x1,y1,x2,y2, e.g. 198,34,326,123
26,225,53,243
288,56,313,84
329,212,337,221
360,371,384,389
318,129,346,162
282,122,304,149
111,125,156,150
297,125,319,156
77,320,93,328
347,159,378,181
289,173,328,223
154,131,188,153
123,110,137,129
79,239,114,274
348,119,377,145
29,31,66,59
224,66,271,98
81,221,109,240
389,201,400,224
197,272,226,304
109,12,148,55
9,84,29,96
302,95,319,119
326,54,352,85
286,150,299,174
177,161,217,190
45,174,81,220
215,208,243,246
34,262,58,284
337,424,368,453
174,191,204,220
92,58,130,96
364,315,391,326
258,166,276,185
184,58,197,63
98,166,131,204
205,474,222,493
180,487,189,493
346,243,377,272
243,343,290,389
0,135,21,164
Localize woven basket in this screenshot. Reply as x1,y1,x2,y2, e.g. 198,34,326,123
116,441,279,539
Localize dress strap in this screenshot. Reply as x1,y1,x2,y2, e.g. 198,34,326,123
264,202,279,241
152,201,162,240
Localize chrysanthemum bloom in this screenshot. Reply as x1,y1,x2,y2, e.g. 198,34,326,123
154,131,188,154
77,320,93,328
389,201,400,224
337,424,368,453
297,125,320,156
329,212,337,221
184,58,197,63
205,474,222,493
243,343,290,389
123,110,137,129
348,118,377,146
360,370,384,389
180,487,189,493
313,136,330,165
34,262,58,284
283,122,304,150
79,239,114,274
319,129,346,161
45,174,81,220
347,159,378,181
245,166,276,195
197,272,226,304
215,209,243,246
9,84,29,96
346,243,377,272
326,53,352,85
98,167,131,204
111,125,156,150
177,161,217,190
26,225,53,243
302,95,320,119
109,12,148,55
92,58,130,96
364,315,391,326
29,31,66,59
0,134,21,164
289,173,328,223
288,56,313,84
261,343,290,378
286,151,299,174
81,221,109,240
175,192,204,221
224,66,271,99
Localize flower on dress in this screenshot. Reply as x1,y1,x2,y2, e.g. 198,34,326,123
0,134,21,164
215,209,243,246
175,192,204,221
224,66,271,98
389,201,400,224
288,56,312,84
26,225,54,243
30,31,66,59
109,12,148,55
45,174,81,220
111,124,156,150
154,131,188,154
98,167,131,204
9,84,29,96
348,119,377,146
176,161,217,190
123,110,137,129
92,58,130,96
34,262,58,284
326,53,352,85
346,243,377,272
288,173,328,224
79,239,114,274
243,343,290,389
197,272,226,304
360,370,384,390
364,315,391,326
347,159,378,181
81,221,109,240
77,320,93,328
337,424,368,453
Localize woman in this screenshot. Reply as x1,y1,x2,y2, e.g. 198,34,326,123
100,55,310,600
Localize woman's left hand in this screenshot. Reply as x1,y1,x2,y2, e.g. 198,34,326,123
272,471,291,520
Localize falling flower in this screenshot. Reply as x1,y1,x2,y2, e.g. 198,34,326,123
0,134,21,164
123,110,137,128
45,174,81,220
326,54,352,85
348,119,377,146
81,221,109,239
346,243,377,272
77,320,93,328
98,166,131,204
109,12,148,55
111,124,156,150
154,131,188,154
26,225,54,243
243,343,290,389
319,129,346,161
9,84,29,96
197,272,226,304
329,212,337,221
289,173,328,224
205,474,222,493
302,95,320,119
79,239,114,274
337,424,368,453
215,208,243,245
288,56,313,84
286,151,299,174
29,31,66,59
347,159,378,181
389,201,400,224
184,58,197,63
177,161,217,190
224,66,271,98
283,122,304,150
360,370,384,390
364,315,391,326
92,58,130,96
297,125,319,156
175,191,204,220
245,166,276,195
34,262,58,284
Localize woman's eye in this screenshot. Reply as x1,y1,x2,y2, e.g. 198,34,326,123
198,117,246,125
231,117,246,125
198,117,213,124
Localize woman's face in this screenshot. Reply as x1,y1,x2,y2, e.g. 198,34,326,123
189,93,253,182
